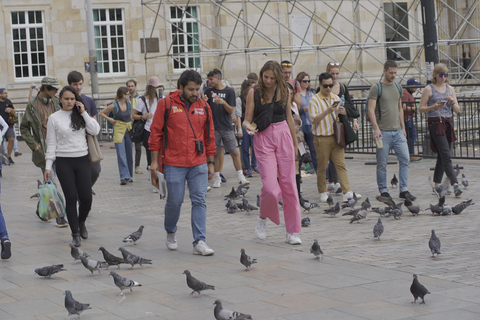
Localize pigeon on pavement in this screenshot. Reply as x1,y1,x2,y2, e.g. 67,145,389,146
386,202,403,220
122,225,144,245
240,248,257,271
35,264,65,279
98,247,125,269
225,187,237,201
323,202,340,217
236,185,249,198
300,198,319,213
371,206,392,216
301,217,311,227
226,199,238,214
69,244,89,264
376,195,396,208
406,204,421,216
429,229,441,257
342,206,361,217
341,192,358,209
64,290,91,319
461,173,468,188
326,194,334,207
183,270,215,296
373,218,384,240
239,198,258,214
118,247,152,269
310,239,323,260
410,274,430,304
109,271,142,296
391,174,398,188
214,300,252,320
452,199,474,214
403,197,414,208
80,257,108,276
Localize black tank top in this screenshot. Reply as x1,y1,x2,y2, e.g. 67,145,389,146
253,88,286,123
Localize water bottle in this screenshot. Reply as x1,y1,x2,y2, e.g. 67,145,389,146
339,95,345,108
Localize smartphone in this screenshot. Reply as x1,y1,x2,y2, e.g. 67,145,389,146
332,101,339,107
439,100,447,104
31,86,36,89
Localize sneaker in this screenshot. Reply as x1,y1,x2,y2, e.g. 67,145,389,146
34,209,50,223
120,179,127,185
207,186,212,192
55,217,68,228
1,239,11,259
239,174,250,186
3,157,9,166
380,192,392,199
433,185,451,195
127,178,133,183
14,152,22,157
326,183,335,191
399,191,417,201
286,233,302,245
8,157,14,165
193,240,214,256
334,182,342,194
166,232,178,250
220,173,227,183
252,165,259,173
135,166,143,174
244,169,253,178
213,176,221,188
454,185,462,197
319,192,329,203
255,217,267,240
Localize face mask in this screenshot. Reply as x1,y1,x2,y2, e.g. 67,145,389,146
157,88,163,99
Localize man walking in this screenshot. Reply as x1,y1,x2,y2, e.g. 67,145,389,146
368,60,416,201
402,78,422,155
149,70,216,255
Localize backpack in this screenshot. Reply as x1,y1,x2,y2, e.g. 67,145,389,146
130,96,149,143
365,82,402,121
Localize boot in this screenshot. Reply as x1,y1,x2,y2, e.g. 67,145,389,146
79,221,88,240
71,233,81,247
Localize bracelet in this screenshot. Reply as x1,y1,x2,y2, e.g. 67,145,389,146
207,161,215,165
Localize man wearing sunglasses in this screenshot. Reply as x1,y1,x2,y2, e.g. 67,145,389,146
368,60,416,202
281,60,302,108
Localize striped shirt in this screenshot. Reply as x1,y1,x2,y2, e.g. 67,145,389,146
308,92,340,136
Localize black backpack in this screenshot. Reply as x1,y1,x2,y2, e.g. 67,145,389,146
130,96,149,143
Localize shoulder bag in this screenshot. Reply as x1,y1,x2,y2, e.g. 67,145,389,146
87,134,104,162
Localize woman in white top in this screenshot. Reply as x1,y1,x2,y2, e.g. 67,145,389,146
44,86,100,247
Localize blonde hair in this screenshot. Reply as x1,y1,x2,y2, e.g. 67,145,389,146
431,63,449,84
257,60,288,106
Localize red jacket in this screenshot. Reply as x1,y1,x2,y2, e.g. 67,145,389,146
149,90,216,168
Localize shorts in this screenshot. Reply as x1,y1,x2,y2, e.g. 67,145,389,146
214,130,238,154
4,127,15,139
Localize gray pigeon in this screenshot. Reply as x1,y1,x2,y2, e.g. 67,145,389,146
342,205,361,217
386,202,403,220
122,225,144,245
69,244,89,264
256,194,260,207
349,201,370,224
240,248,257,271
310,239,323,260
410,274,430,304
373,218,384,240
452,199,474,214
323,202,340,217
301,217,311,227
118,247,152,269
391,174,398,188
225,187,237,201
35,264,65,279
461,173,468,188
236,185,249,198
376,195,396,208
80,257,108,276
442,205,452,215
341,192,358,209
214,300,252,320
429,229,441,257
403,197,414,208
109,271,142,296
226,199,238,214
371,206,392,216
183,270,215,296
64,290,91,319
238,198,258,214
426,204,444,215
326,194,334,207
300,198,319,213
98,247,125,269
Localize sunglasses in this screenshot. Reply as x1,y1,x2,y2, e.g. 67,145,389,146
439,73,449,78
302,80,311,83
282,63,293,67
322,84,334,88
328,62,340,66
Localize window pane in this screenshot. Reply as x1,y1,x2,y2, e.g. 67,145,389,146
22,53,28,64
111,38,117,48
15,66,22,77
100,9,106,21
12,12,18,25
103,62,109,73
39,65,46,76
32,53,38,64
109,9,115,21
13,29,19,40
120,61,125,72
117,25,123,36
36,11,42,23
30,28,36,39
119,49,125,60
32,65,39,77
19,12,25,24
23,66,29,77
113,61,118,72
37,28,43,39
28,11,35,23
39,53,45,63
38,40,44,51
93,9,99,22
20,29,26,39
21,41,27,52
116,9,122,21
112,50,118,60
13,42,20,53
14,54,21,64
118,37,124,48
31,41,37,52
94,26,100,37
110,25,116,36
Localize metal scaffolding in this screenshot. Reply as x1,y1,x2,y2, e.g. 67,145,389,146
140,0,480,94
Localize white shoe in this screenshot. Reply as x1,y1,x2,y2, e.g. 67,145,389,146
343,191,362,202
319,192,329,203
213,176,221,188
239,174,250,186
286,233,302,245
193,240,214,256
255,217,267,240
334,182,342,194
326,183,335,191
207,186,211,192
166,233,177,250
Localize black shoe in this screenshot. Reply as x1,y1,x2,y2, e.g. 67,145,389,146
55,217,68,228
220,173,227,183
72,233,81,247
34,209,50,223
120,179,127,185
79,222,88,240
0,170,2,177
1,238,11,259
380,192,392,199
399,191,417,201
127,178,133,183
8,157,14,165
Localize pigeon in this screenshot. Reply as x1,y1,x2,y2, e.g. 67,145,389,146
240,248,257,271
371,206,392,216
301,217,311,227
404,197,414,208
310,239,323,260
109,271,142,296
236,185,249,198
238,198,258,214
349,201,370,223
410,274,430,304
225,187,237,201
441,205,452,215
98,247,125,269
256,194,260,207
361,197,371,209
406,205,421,216
426,204,444,215
429,229,441,257
118,247,152,269
461,173,468,188
376,195,396,208
323,202,340,217
69,244,89,264
35,264,65,279
214,300,252,320
326,194,334,207
183,270,215,296
373,218,384,240
341,192,358,209
342,206,361,217
30,179,43,199
391,174,398,188
80,257,108,276
452,199,474,214
226,199,238,214
64,290,91,319
122,225,144,245
453,164,461,177
388,202,403,220
300,198,319,213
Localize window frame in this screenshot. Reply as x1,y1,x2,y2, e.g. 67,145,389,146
383,2,411,61
170,6,201,72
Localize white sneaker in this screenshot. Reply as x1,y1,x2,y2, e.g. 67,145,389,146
319,192,329,203
334,182,342,194
207,186,212,192
327,183,335,191
166,233,177,250
343,191,362,202
213,176,221,188
239,174,250,186
286,233,302,245
255,217,267,240
193,240,214,256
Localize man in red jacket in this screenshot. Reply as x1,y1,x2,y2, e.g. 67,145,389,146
149,70,216,256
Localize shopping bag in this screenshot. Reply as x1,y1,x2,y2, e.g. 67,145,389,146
38,180,66,220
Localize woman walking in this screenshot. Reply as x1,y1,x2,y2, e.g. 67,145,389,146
44,86,100,247
243,60,302,245
296,71,316,173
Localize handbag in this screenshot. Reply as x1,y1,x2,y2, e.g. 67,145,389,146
130,97,149,142
86,134,104,162
38,180,66,220
331,113,346,148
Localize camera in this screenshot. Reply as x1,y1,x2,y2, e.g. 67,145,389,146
195,140,204,154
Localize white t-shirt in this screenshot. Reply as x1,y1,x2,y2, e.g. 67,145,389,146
135,96,162,132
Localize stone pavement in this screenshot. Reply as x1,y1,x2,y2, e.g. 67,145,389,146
1,141,480,320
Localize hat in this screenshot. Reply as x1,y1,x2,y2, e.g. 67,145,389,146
0,88,5,93
406,78,421,86
147,76,163,88
41,76,62,90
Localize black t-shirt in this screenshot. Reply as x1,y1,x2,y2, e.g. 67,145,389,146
205,86,236,131
0,99,14,124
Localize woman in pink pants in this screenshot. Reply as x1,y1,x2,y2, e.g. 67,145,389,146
243,61,302,245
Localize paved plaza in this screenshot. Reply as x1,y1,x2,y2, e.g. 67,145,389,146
1,141,480,320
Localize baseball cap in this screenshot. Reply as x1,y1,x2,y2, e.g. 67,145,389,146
41,76,62,90
406,78,421,86
147,76,163,88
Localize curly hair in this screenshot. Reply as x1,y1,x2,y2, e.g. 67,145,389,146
257,61,288,106
59,86,87,131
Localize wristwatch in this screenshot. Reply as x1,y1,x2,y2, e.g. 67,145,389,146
207,161,215,165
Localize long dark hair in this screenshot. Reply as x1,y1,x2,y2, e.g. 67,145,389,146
59,86,87,131
240,79,256,106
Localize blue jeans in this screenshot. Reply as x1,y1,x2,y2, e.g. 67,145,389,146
303,125,318,171
115,131,133,180
164,163,208,246
376,128,410,193
0,204,7,240
404,118,417,155
241,127,257,170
